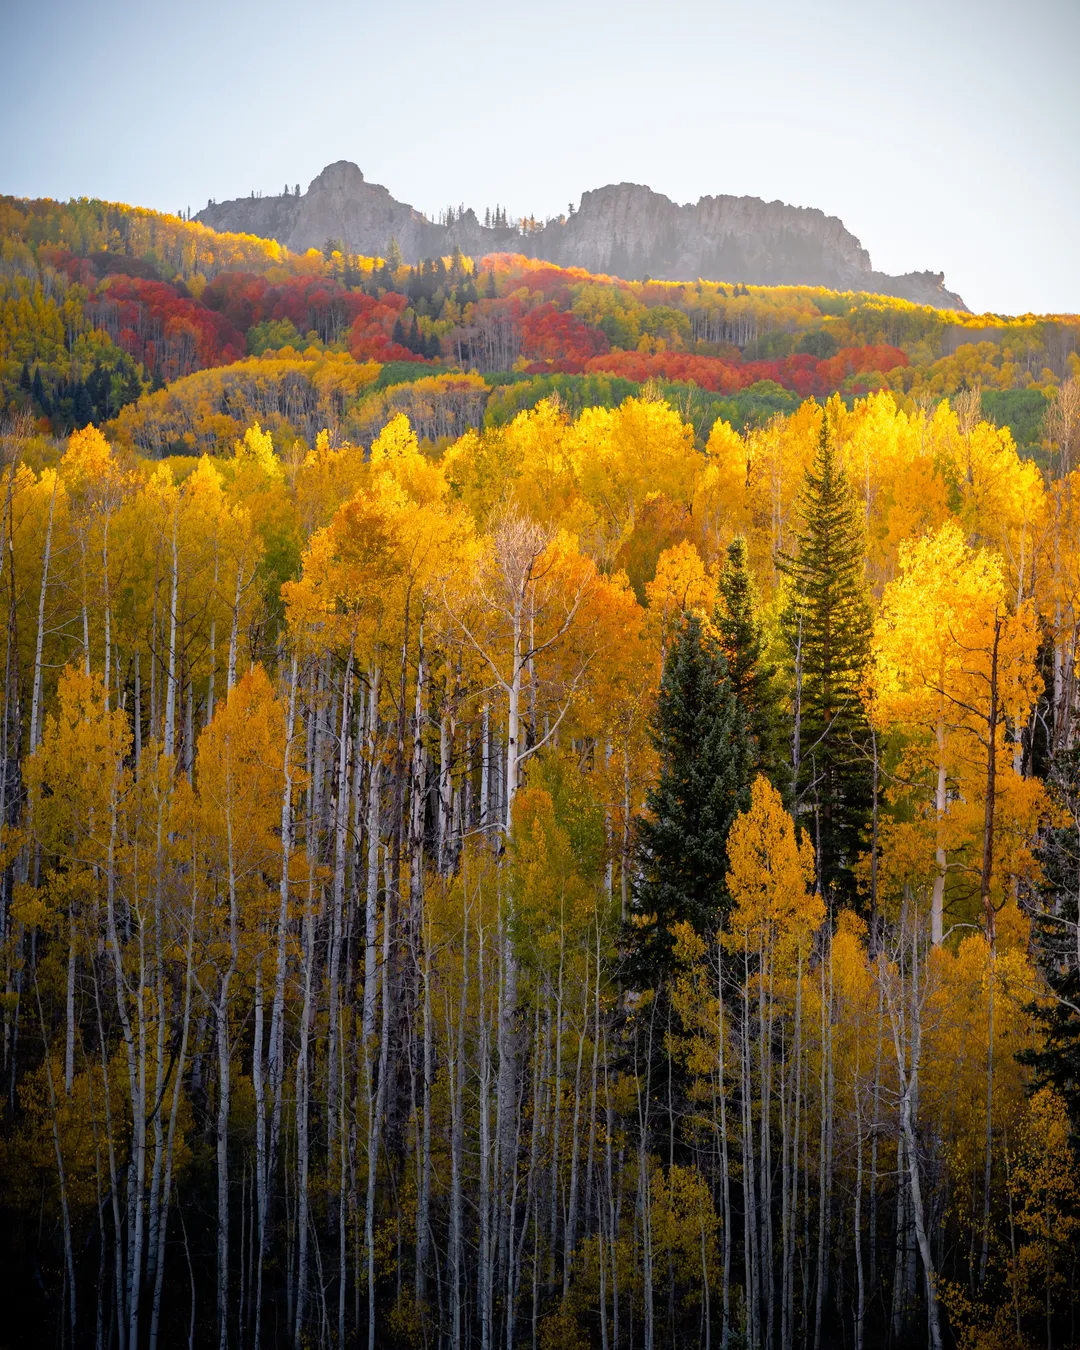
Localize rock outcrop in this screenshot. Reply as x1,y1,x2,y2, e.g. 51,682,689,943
196,161,966,310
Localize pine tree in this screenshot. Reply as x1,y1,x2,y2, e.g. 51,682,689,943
1021,748,1080,1139
385,236,404,272
632,612,752,980
716,535,781,788
778,416,872,900
31,365,49,414
72,381,93,428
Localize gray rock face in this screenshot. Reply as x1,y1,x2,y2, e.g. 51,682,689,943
196,162,966,310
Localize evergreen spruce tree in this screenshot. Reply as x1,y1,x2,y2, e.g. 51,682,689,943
778,416,873,900
716,535,782,788
632,612,752,981
72,380,93,428
31,366,49,414
1021,748,1080,1140
385,236,404,272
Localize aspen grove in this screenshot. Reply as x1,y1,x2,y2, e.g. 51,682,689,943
2,383,1080,1350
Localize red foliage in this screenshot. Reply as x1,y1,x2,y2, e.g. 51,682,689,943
347,293,425,364
86,276,246,383
582,345,908,397
38,247,97,287
520,304,609,364
202,273,375,346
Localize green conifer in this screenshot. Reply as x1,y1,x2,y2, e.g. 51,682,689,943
1020,748,1080,1139
778,416,872,899
716,535,781,788
632,612,752,980
385,236,404,272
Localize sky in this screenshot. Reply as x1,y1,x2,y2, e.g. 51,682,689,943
2,0,1077,316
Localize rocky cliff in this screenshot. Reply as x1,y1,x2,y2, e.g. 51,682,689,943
196,161,966,310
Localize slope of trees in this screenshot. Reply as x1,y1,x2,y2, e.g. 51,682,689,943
0,381,1079,1350
4,195,1078,460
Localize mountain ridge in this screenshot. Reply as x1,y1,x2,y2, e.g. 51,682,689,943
196,160,967,310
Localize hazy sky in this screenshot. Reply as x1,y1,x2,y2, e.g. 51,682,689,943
3,0,1077,315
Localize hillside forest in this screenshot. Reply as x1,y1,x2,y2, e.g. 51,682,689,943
0,193,1079,1350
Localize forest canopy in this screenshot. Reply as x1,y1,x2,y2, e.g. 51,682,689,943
1,191,1080,1350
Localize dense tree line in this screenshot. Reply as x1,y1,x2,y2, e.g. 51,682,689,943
1,384,1079,1350
4,194,1078,460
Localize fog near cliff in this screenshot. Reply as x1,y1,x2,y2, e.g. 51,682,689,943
3,0,1078,313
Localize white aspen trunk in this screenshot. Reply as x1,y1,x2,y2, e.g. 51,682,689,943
549,939,566,1286
251,953,266,1334
164,513,179,758
854,1049,865,1350
640,1142,655,1350
979,942,995,1285
760,945,776,1350
779,957,792,1350
184,677,194,780
622,743,632,920
149,863,197,1350
479,918,493,1350
787,950,805,1348
415,902,433,1303
583,922,603,1315
717,943,732,1349
259,656,296,1349
480,701,490,830
438,681,455,871
496,890,520,1328
884,936,943,1350
103,773,147,1350
64,908,76,1095
29,473,56,755
32,975,77,1345
292,862,317,1350
505,630,522,833
216,797,240,1350
813,939,828,1350
144,791,170,1313
102,518,111,711
365,846,395,1350
563,955,590,1297
227,563,242,693
81,532,91,677
900,1074,941,1350
90,964,127,1350
932,715,947,945
447,917,467,1350
362,669,382,1048
408,624,426,941
743,954,760,1350
870,977,883,1295
207,629,216,730
134,649,142,768
327,653,353,1162
603,1030,620,1350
